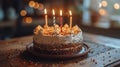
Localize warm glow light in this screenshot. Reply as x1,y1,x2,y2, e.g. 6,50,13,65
60,10,62,16
99,2,102,8
114,3,120,10
34,2,39,9
29,1,35,7
24,17,32,23
69,10,72,16
20,10,27,16
44,9,47,14
52,9,55,15
39,3,44,10
99,9,107,16
101,1,108,7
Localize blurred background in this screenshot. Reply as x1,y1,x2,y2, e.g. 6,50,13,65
0,0,120,40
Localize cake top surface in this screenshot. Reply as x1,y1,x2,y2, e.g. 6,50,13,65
34,24,81,36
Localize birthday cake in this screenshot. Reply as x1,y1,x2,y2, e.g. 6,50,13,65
33,24,83,55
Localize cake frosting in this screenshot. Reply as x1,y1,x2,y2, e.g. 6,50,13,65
33,24,83,45
33,24,83,55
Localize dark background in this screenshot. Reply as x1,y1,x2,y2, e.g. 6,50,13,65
0,0,120,40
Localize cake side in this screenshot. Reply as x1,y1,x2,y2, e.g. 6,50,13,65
33,31,83,46
33,43,82,55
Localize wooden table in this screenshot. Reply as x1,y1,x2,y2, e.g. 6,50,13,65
0,33,120,67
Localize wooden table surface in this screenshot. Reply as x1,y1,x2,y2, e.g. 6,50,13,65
0,33,120,67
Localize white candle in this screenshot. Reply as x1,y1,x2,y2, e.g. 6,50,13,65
69,10,72,29
44,9,48,26
60,10,63,32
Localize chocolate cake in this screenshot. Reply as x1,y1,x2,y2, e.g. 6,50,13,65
33,24,83,55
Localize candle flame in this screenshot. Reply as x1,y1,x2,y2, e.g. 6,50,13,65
52,9,55,15
69,10,72,16
60,10,62,16
44,8,47,14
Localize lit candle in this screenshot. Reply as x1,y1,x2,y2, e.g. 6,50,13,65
52,9,56,25
69,10,72,29
60,10,63,32
44,8,48,26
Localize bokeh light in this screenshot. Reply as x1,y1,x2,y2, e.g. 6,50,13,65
24,17,32,23
29,1,35,8
114,3,120,10
20,10,27,16
34,2,39,9
101,1,108,7
99,8,107,16
39,3,44,10
99,2,102,8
